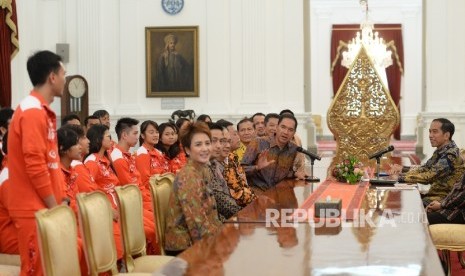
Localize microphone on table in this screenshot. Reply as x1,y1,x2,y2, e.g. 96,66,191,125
296,147,321,183
296,147,321,161
368,145,395,160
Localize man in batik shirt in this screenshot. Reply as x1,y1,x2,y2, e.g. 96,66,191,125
391,118,465,206
234,118,255,162
217,119,256,206
426,173,465,224
241,114,307,191
207,123,242,221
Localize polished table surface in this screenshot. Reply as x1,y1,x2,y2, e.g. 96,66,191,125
178,179,444,276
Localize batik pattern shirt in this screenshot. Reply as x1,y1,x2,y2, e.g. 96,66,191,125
207,160,243,222
164,160,222,251
398,140,465,202
241,137,298,191
439,175,465,221
233,142,247,163
222,152,257,206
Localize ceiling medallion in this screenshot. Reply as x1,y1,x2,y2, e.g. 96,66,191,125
162,0,184,15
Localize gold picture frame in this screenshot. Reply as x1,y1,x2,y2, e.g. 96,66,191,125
145,26,199,97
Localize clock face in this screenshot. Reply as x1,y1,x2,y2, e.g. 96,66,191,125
68,77,86,98
162,0,184,15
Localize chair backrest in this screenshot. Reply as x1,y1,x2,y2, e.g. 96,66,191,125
114,184,146,272
77,191,119,275
35,205,81,276
149,172,175,255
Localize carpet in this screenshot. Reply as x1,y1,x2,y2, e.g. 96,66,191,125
449,251,465,276
293,179,369,221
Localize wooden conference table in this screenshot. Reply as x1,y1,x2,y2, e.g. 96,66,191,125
178,178,444,275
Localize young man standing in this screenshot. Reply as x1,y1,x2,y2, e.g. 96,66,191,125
8,50,67,275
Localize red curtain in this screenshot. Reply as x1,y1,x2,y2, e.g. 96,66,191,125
0,0,19,108
330,24,403,140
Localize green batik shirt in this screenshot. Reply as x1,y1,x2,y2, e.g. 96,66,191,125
164,159,222,251
398,140,465,202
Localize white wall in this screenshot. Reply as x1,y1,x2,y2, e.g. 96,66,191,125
10,0,465,153
11,0,311,147
309,0,423,139
419,0,465,157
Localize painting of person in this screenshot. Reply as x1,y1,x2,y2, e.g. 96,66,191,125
154,33,193,92
146,26,198,97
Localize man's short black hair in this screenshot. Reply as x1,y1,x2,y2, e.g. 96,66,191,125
208,122,224,131
278,114,298,130
93,110,109,119
115,117,139,140
236,117,253,131
433,118,455,140
251,112,265,120
61,114,81,126
27,50,63,87
265,113,279,125
279,109,294,116
84,115,99,126
216,119,233,128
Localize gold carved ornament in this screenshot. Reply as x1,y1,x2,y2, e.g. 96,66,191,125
1,0,19,59
327,46,400,176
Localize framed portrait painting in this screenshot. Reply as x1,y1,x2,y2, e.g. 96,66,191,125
145,26,199,97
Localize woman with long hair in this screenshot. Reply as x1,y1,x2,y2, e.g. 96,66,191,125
155,122,187,173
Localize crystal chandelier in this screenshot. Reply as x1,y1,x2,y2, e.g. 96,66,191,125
341,0,392,69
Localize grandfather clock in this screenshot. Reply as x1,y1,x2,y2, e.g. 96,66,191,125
61,75,89,124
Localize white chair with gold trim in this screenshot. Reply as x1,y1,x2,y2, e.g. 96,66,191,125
0,264,19,276
428,150,465,275
429,224,465,275
35,205,81,276
76,191,152,275
149,172,175,255
114,185,173,273
0,253,20,276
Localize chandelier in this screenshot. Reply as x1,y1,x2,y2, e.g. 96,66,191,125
341,0,392,69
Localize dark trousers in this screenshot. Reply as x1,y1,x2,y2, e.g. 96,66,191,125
165,249,184,256
428,211,465,225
